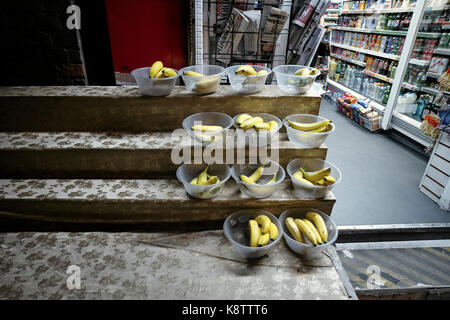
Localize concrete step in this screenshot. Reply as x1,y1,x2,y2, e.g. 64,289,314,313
0,85,323,132
0,179,336,225
0,132,327,178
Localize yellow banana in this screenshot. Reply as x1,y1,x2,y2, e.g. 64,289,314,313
294,68,311,76
253,122,271,130
300,167,331,182
249,219,260,247
193,76,219,94
269,223,279,240
197,166,209,185
306,212,328,243
307,123,332,133
236,65,257,76
268,121,279,131
293,171,314,185
191,125,223,132
236,114,252,126
294,219,318,245
202,176,219,185
183,70,203,77
240,175,256,185
255,215,271,234
240,117,263,130
285,217,305,243
149,61,164,78
190,177,198,185
257,69,268,75
265,172,277,185
155,68,164,79
302,219,323,244
287,119,331,132
314,176,335,186
258,233,270,246
161,67,177,78
248,166,264,183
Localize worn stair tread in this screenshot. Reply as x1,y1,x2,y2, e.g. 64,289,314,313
0,179,335,223
0,131,326,150
0,85,324,98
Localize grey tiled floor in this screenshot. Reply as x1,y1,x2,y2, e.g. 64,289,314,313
319,99,450,225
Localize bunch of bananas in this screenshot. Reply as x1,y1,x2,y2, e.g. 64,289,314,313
149,61,177,79
240,165,277,185
183,70,219,95
235,114,278,131
287,118,332,133
248,215,279,247
293,68,320,76
190,166,220,185
285,212,328,246
235,66,268,76
293,166,335,186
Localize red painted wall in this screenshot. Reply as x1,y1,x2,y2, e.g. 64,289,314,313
105,0,188,73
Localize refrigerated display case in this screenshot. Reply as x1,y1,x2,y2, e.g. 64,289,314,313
327,0,450,149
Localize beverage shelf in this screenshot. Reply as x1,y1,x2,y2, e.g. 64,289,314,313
327,79,386,113
422,87,450,96
341,5,450,15
426,72,442,79
331,26,441,38
401,82,420,92
363,70,393,83
324,17,339,20
331,42,400,60
330,53,366,67
409,59,431,68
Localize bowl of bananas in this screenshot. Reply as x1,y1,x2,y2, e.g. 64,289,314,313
179,65,225,95
231,160,285,199
225,65,272,94
286,158,341,199
273,65,320,95
232,113,282,147
283,114,334,148
182,112,233,145
223,209,283,259
176,164,231,200
132,61,179,96
279,208,338,260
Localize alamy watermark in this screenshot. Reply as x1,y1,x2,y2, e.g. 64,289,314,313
66,5,81,30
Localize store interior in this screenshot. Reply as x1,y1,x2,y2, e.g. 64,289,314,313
0,0,449,301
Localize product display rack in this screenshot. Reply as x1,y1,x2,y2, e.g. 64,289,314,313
327,0,450,149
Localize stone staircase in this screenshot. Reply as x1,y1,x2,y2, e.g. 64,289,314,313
0,85,336,230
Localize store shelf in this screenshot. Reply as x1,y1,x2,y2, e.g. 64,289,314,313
324,17,339,20
427,72,442,79
326,9,341,12
363,70,393,83
327,79,386,113
410,59,431,67
433,48,450,56
422,87,450,95
331,26,441,38
391,112,434,147
330,42,400,60
330,53,366,67
341,5,450,15
401,82,420,92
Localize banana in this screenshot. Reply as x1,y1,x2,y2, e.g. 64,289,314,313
314,176,335,186
191,125,223,132
266,172,277,185
249,219,260,247
161,67,177,78
248,165,264,183
236,65,257,76
306,212,328,243
197,166,209,185
293,171,314,185
269,222,279,240
300,167,331,183
294,219,318,245
287,119,331,132
255,215,271,234
253,122,271,130
258,233,270,246
236,114,252,126
268,121,279,131
193,76,219,94
257,69,268,75
190,177,198,185
149,61,164,78
155,68,164,79
302,219,323,244
285,217,305,243
202,176,219,185
294,68,310,76
307,123,332,133
240,175,256,184
183,70,204,77
241,117,263,130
